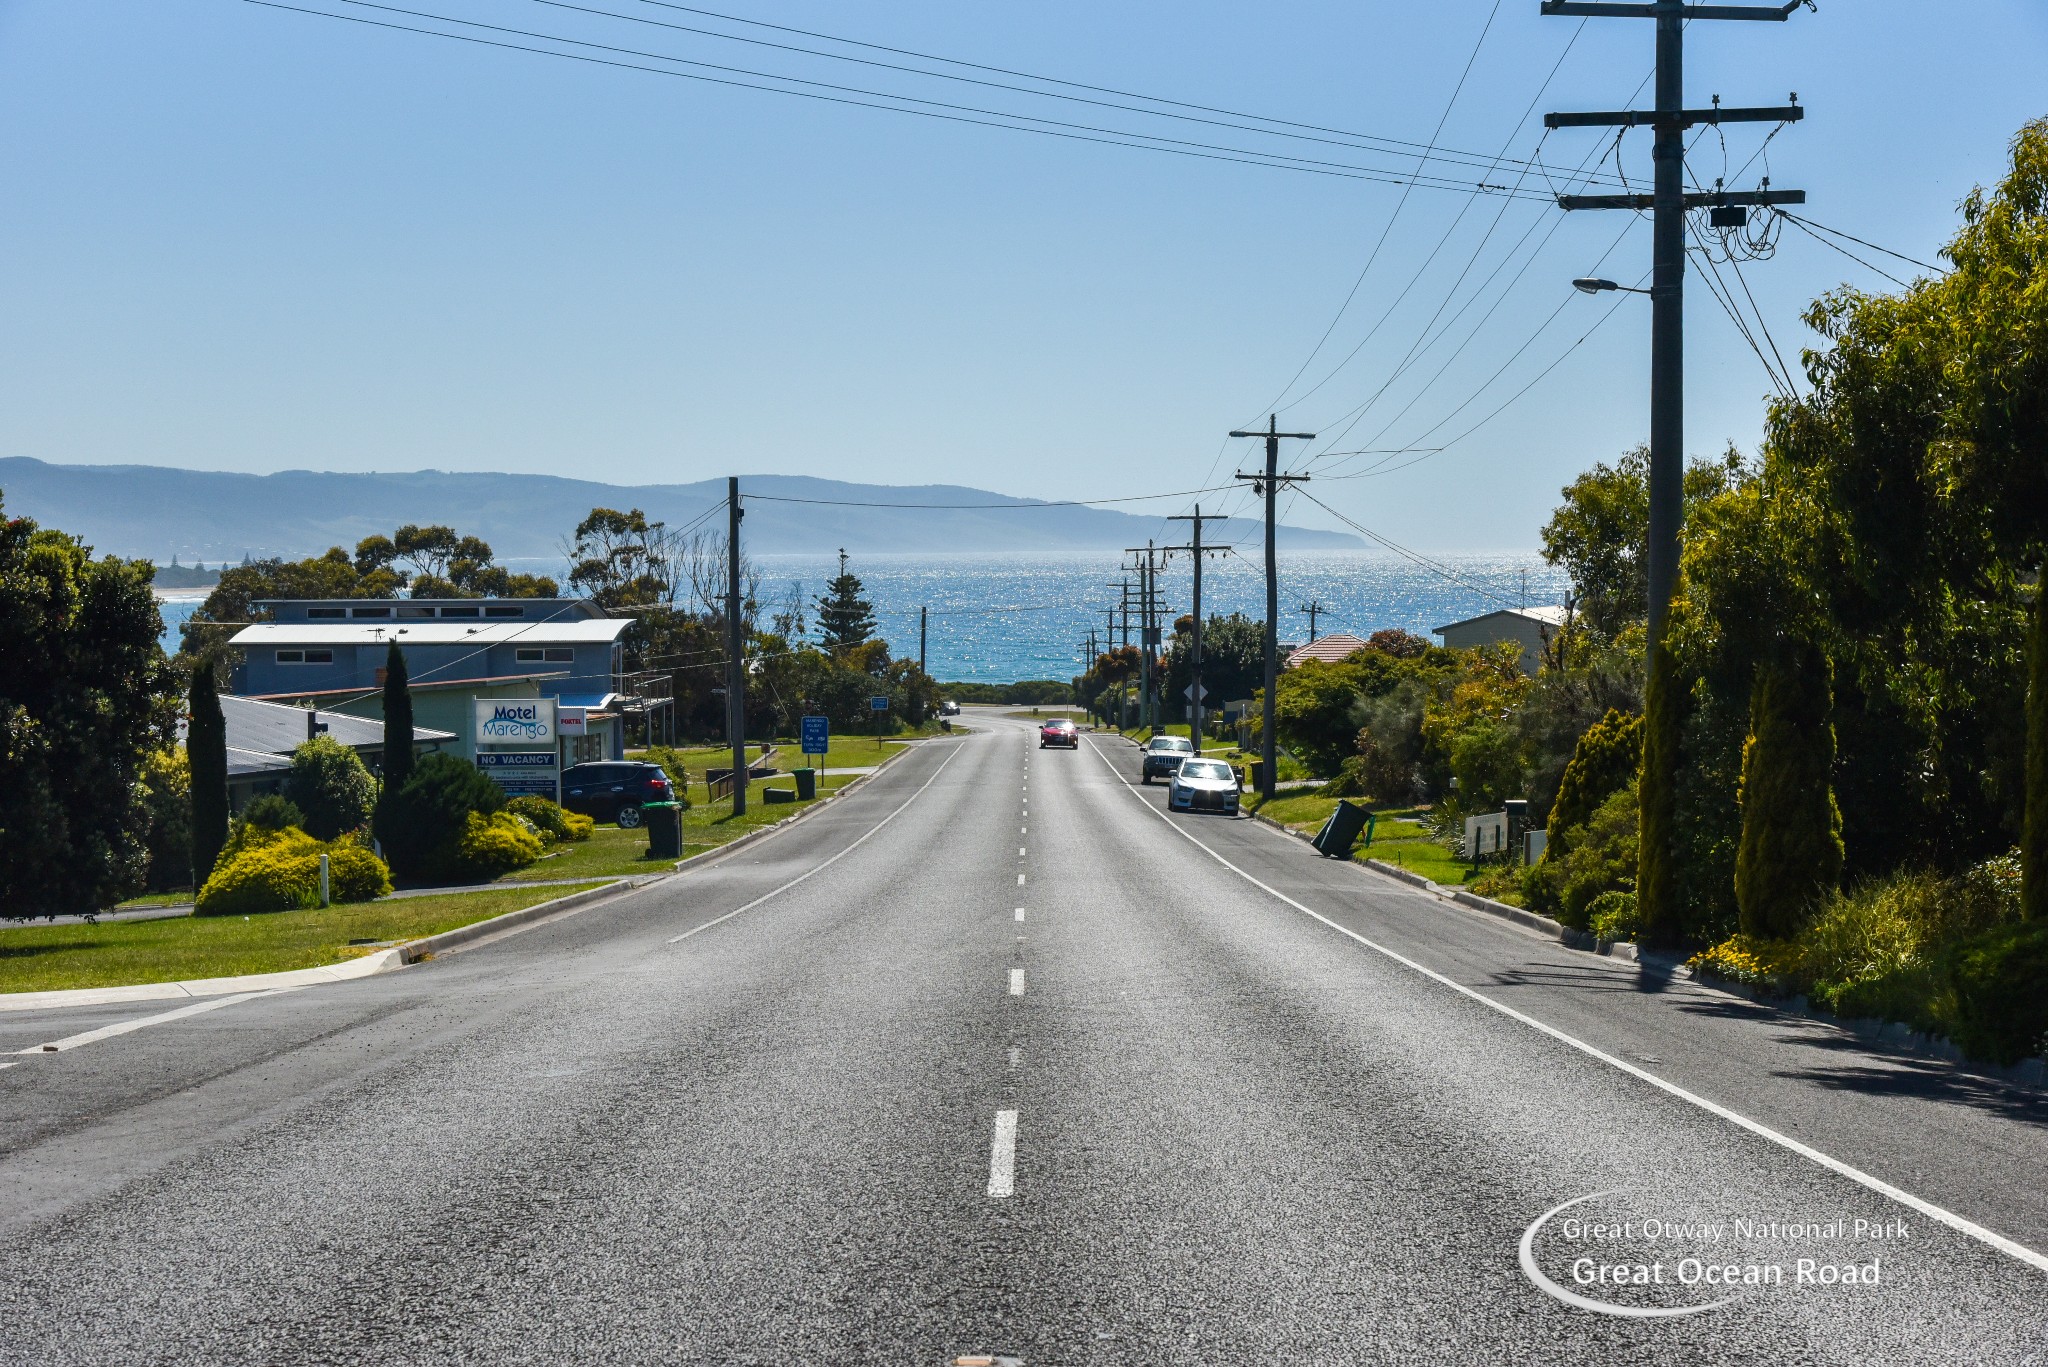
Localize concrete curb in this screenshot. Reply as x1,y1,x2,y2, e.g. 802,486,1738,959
393,878,660,966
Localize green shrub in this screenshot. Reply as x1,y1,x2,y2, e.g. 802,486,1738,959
137,748,193,892
633,748,692,810
284,734,378,840
1524,780,1638,928
506,795,593,842
243,793,305,832
1547,708,1640,858
377,752,505,882
195,828,391,915
1734,645,1844,938
1942,921,2048,1065
1588,890,1640,942
443,811,543,881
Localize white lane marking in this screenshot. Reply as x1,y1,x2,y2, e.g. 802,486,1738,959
1007,1046,1021,1070
1021,826,1027,834
1019,846,1027,857
1082,737,2048,1277
665,744,964,946
14,989,293,1056
1017,873,1026,885
1009,969,1025,996
1015,908,1025,922
988,1109,1018,1198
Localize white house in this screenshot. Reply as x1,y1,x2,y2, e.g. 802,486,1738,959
1433,605,1569,674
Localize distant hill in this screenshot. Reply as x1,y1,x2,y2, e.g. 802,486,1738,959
0,458,1362,559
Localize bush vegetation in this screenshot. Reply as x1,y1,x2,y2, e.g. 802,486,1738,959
284,735,378,841
506,795,596,842
195,826,391,916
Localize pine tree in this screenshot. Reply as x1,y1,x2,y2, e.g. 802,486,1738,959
814,562,876,652
1734,642,1844,938
188,664,229,886
378,639,415,824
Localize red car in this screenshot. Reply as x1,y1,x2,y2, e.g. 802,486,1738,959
1039,718,1079,749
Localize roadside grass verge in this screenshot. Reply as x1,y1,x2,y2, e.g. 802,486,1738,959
0,883,610,994
1249,795,1475,887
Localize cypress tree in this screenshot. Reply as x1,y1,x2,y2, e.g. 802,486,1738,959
381,639,415,796
1547,708,1642,858
1734,642,1844,938
187,664,229,886
1635,639,1683,946
2025,580,2047,921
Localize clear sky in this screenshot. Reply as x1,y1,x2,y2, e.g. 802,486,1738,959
1,1,2042,551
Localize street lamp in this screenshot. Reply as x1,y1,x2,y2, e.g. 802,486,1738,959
1572,276,1655,296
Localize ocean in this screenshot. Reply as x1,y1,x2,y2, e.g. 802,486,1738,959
155,550,1566,683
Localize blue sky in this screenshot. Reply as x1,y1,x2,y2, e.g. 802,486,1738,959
1,1,2042,550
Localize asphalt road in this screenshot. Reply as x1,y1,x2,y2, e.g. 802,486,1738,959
1,711,2044,1364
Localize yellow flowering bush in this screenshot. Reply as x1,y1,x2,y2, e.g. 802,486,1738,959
448,811,543,880
1688,934,1804,990
195,828,392,915
505,795,594,843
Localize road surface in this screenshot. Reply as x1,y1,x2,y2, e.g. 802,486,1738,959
1,710,2043,1364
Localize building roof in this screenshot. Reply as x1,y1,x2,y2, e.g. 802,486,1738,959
246,672,565,702
228,618,630,647
1285,633,1371,669
179,695,455,778
252,597,606,621
1433,605,1569,634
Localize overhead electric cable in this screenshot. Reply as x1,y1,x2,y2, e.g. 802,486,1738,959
519,0,1627,185
1780,212,1944,276
738,482,1240,511
241,0,1555,195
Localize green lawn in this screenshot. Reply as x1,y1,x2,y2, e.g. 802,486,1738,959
500,822,680,882
1250,795,1476,887
0,883,610,994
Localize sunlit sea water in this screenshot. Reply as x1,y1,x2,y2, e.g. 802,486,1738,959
156,551,1566,684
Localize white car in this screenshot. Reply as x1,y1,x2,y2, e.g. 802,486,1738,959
1167,757,1241,815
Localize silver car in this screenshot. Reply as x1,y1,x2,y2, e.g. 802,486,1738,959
1140,734,1195,783
1167,757,1241,814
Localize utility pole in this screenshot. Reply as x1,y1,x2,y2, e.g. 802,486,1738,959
727,476,746,817
1169,507,1230,755
1127,543,1173,729
1231,414,1315,802
919,605,928,677
1543,0,1806,940
1297,597,1327,644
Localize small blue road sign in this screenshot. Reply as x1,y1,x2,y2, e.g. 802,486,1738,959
801,715,829,755
869,695,889,712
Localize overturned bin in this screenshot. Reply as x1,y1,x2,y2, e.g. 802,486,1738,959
1312,800,1370,860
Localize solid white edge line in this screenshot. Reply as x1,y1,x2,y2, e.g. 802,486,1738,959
665,743,965,946
988,1108,1018,1198
15,988,295,1055
1082,736,2048,1277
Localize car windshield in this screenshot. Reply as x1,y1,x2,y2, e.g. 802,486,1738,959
1182,761,1231,780
1151,738,1192,752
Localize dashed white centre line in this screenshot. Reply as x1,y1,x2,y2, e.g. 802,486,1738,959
1019,846,1027,857
1014,907,1025,922
1017,872,1026,885
987,1109,1019,1198
1009,968,1025,996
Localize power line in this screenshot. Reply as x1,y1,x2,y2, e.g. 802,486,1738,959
1778,212,1917,289
521,0,1629,188
1780,212,1945,276
737,482,1240,511
1252,0,1512,418
239,0,1557,196
1295,489,1527,612
618,0,1627,185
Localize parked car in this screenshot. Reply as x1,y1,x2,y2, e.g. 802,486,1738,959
561,760,674,828
1039,718,1079,748
1140,735,1196,783
1167,757,1242,815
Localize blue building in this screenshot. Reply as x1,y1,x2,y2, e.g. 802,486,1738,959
226,598,639,766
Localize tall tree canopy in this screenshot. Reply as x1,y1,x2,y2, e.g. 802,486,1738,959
1,497,177,917
815,561,876,653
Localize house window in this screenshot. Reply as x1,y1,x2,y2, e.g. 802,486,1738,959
399,605,437,618
440,605,481,618
485,604,524,618
351,606,392,618
516,647,575,663
276,649,334,664
307,607,346,619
